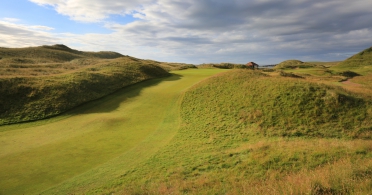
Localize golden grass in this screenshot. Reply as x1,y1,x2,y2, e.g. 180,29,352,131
115,138,371,195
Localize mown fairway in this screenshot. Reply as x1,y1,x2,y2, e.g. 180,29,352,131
0,69,228,195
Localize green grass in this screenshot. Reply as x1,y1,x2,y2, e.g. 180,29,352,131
0,69,228,195
0,57,170,125
1,45,372,194
274,59,321,69
0,44,199,125
329,47,372,76
307,61,341,67
87,70,372,194
183,70,371,138
336,47,372,68
0,44,123,64
1,68,371,194
198,62,248,69
0,44,196,77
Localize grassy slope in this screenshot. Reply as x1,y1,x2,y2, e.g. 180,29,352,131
274,60,320,69
330,47,372,77
0,45,178,125
336,47,372,68
93,70,371,194
0,57,170,125
0,44,124,63
307,61,341,67
0,69,228,195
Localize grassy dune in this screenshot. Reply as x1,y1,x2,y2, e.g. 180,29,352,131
1,45,372,194
274,60,320,69
327,47,372,77
0,69,228,195
94,70,371,194
0,57,170,125
0,45,198,125
336,47,372,68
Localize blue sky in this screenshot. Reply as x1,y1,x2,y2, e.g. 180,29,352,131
1,0,372,64
0,0,137,34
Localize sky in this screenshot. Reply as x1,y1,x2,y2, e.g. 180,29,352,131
0,0,372,64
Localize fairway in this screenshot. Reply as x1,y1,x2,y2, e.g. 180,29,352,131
0,69,228,195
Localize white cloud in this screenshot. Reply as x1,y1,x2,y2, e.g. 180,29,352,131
2,0,371,64
0,20,58,47
30,25,55,31
29,0,155,22
2,18,20,22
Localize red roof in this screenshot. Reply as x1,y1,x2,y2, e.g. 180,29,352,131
246,62,258,66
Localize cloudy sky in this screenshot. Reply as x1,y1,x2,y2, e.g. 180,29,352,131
1,0,372,64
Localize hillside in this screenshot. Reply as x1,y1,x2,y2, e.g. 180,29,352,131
0,44,124,64
181,70,371,138
0,45,180,125
336,47,372,68
1,45,372,194
0,68,371,194
91,70,372,194
274,60,321,69
0,57,170,125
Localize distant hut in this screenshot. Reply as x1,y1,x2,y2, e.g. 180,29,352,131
246,62,259,69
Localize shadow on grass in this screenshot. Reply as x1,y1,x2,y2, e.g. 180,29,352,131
0,73,183,131
66,73,183,115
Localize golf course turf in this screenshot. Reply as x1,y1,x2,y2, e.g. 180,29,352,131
0,69,228,195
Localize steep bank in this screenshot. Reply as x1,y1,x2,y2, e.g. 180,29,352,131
0,57,170,125
182,70,371,138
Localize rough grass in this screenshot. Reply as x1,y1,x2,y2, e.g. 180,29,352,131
274,59,321,69
90,70,372,194
0,57,170,125
0,44,123,64
1,44,372,194
337,47,372,68
182,70,371,138
307,61,341,67
0,45,196,77
1,68,371,194
0,45,198,125
198,63,249,69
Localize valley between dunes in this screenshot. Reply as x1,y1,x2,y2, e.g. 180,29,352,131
0,69,228,194
1,45,372,194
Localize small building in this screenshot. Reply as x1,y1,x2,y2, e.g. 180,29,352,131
246,62,259,69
